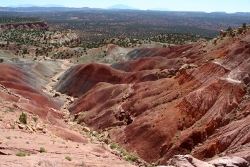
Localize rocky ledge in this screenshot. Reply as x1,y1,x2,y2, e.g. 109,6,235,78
0,21,49,30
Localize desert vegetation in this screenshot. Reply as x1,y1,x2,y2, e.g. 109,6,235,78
1,11,249,62
0,17,42,24
0,16,210,62
42,10,250,41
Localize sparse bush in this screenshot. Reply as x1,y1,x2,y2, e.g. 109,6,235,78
22,48,28,54
16,152,26,157
125,152,139,162
65,156,72,161
227,27,232,32
117,146,139,162
243,23,247,29
109,142,117,149
19,112,27,124
32,116,38,123
39,147,46,153
8,108,14,112
227,27,233,36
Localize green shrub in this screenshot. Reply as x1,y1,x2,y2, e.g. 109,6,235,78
117,146,139,162
39,147,46,153
19,112,27,124
16,152,26,157
110,142,117,149
65,156,72,161
8,108,14,112
125,152,139,162
243,23,247,29
32,116,38,123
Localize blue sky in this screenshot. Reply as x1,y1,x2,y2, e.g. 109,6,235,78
1,0,250,13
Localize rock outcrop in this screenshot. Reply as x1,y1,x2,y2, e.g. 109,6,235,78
220,30,227,37
165,155,249,167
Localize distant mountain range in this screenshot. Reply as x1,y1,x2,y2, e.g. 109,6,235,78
107,4,138,10
149,8,170,11
107,4,170,11
8,4,65,8
5,4,170,12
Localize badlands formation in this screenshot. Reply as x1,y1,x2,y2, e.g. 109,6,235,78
0,25,250,166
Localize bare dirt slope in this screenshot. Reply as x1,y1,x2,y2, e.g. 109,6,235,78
0,100,136,167
1,25,250,166
0,60,137,167
55,26,250,165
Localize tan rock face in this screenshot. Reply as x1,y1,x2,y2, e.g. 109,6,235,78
83,126,90,132
220,30,227,36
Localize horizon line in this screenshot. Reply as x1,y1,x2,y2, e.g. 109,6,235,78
1,6,250,14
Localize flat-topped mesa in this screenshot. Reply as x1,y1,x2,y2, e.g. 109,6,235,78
0,21,50,30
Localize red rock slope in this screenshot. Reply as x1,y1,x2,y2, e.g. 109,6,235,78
0,62,62,121
57,27,250,164
54,63,172,97
0,60,137,167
